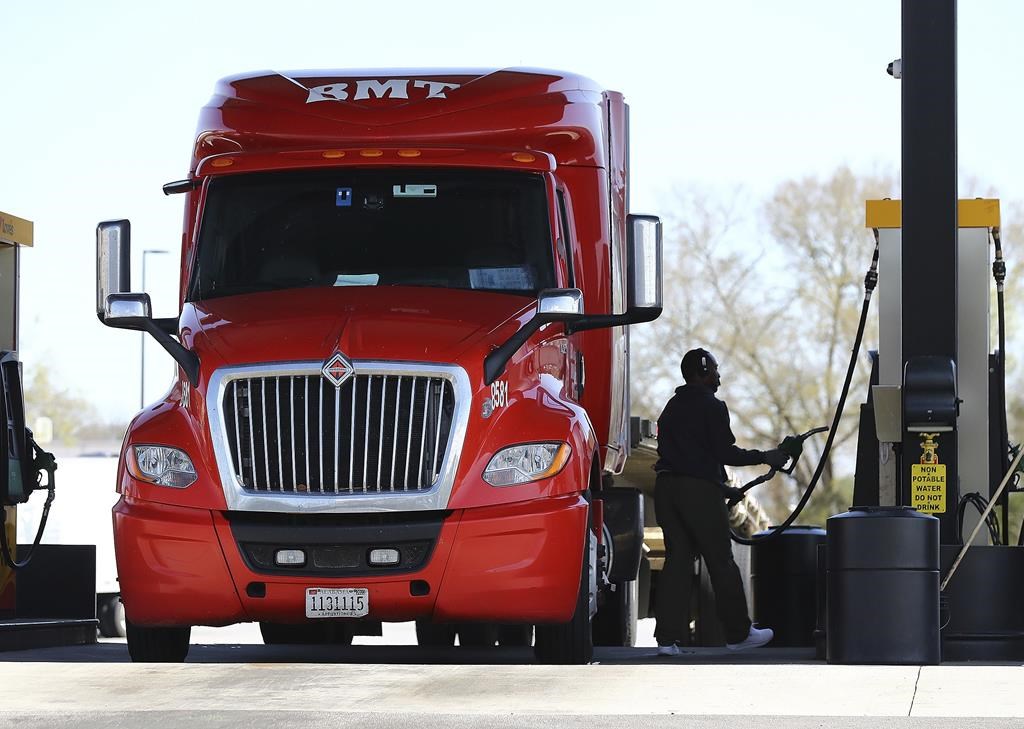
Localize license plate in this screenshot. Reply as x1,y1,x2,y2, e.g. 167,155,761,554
305,587,369,618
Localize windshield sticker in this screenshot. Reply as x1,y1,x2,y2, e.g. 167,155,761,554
393,184,437,198
336,188,352,207
469,267,534,291
334,273,380,287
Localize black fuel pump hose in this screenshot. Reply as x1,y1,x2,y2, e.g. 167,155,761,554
992,227,1011,544
731,232,879,545
0,438,57,570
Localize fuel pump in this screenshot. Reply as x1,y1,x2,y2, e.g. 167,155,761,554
0,350,58,570
0,211,94,650
0,212,59,559
0,210,35,615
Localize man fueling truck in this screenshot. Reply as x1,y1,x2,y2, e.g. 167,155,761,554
95,68,663,664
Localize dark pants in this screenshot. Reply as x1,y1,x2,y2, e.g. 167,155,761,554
654,473,751,645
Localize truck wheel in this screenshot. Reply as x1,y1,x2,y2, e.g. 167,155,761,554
260,622,353,645
415,620,456,647
637,553,653,619
497,624,533,647
533,527,594,665
97,595,126,638
457,623,499,647
126,621,191,662
592,579,638,646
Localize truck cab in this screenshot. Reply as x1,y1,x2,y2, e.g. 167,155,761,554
95,68,661,664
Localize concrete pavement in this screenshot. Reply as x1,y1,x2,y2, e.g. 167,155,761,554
0,649,1022,720
0,620,1022,726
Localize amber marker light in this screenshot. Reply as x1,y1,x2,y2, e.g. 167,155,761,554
512,152,536,163
127,444,198,489
210,158,234,168
397,149,421,158
360,149,384,158
482,442,572,487
322,150,346,159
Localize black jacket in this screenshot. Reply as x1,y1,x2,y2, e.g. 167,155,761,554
654,383,765,483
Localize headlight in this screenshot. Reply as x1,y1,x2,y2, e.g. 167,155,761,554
130,445,198,488
483,442,571,487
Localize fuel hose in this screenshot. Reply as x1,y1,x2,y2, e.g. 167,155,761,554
0,437,57,570
731,231,879,545
992,227,1011,544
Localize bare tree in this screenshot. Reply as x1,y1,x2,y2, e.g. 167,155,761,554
632,167,897,522
24,364,126,449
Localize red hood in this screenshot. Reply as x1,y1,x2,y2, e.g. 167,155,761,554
185,286,533,374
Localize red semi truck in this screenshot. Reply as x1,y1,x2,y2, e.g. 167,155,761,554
95,68,662,664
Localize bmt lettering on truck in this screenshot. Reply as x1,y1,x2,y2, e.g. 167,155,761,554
306,79,461,103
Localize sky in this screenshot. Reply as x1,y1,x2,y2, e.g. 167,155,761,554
2,0,1022,423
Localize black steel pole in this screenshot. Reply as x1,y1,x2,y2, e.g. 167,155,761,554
901,0,959,544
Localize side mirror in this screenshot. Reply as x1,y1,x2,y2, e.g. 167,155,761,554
484,288,584,384
104,292,154,327
96,220,131,323
93,220,202,387
537,288,584,318
626,214,663,315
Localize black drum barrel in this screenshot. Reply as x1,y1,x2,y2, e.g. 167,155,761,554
940,545,1024,661
826,506,940,664
751,525,826,647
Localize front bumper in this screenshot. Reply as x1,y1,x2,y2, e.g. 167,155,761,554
114,492,587,626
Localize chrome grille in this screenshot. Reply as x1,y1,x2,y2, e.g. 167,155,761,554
222,372,455,494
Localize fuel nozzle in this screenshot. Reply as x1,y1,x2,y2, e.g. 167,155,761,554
777,426,829,475
727,425,829,507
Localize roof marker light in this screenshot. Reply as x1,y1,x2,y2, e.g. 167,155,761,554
397,149,421,158
360,149,384,158
322,150,346,159
210,158,234,168
512,152,536,163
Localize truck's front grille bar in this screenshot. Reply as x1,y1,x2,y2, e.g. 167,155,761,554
222,372,455,494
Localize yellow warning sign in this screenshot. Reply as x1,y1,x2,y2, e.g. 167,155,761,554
911,463,946,513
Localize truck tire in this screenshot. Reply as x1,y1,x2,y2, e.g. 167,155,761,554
260,622,353,645
126,621,191,662
415,620,457,647
637,553,653,619
97,594,126,638
457,623,499,647
592,579,638,646
497,624,533,647
533,527,594,665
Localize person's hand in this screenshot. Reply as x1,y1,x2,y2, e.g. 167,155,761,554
721,485,745,506
762,448,789,471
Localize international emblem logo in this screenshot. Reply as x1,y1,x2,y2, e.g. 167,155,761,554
322,352,355,388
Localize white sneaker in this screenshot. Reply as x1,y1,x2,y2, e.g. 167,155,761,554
726,625,774,651
656,642,687,656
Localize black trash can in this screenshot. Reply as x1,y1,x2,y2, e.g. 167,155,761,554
751,525,826,647
814,543,827,659
940,545,1024,661
826,506,940,664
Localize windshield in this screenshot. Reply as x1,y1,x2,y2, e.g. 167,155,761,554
188,168,555,301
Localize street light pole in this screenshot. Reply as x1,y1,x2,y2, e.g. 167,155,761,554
140,249,169,409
